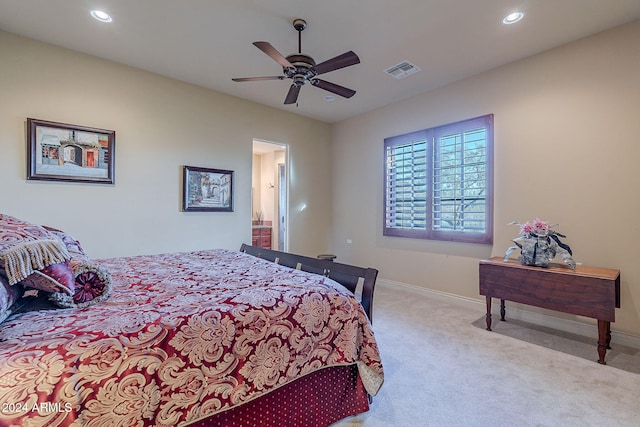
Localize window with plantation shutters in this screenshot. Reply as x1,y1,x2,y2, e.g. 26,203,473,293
384,131,429,235
383,114,493,244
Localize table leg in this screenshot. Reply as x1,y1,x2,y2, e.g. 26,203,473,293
597,320,609,365
485,296,492,331
500,299,506,321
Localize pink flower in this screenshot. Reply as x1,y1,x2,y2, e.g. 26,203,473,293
517,218,555,237
532,218,553,235
519,222,534,237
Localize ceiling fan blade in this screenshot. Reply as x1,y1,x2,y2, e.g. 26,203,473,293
313,51,360,75
253,41,294,68
232,76,284,82
311,79,356,98
284,84,301,105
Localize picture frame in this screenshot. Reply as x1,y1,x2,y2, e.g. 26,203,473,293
27,118,115,184
183,166,234,212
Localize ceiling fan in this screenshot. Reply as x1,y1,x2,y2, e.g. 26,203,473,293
232,19,360,105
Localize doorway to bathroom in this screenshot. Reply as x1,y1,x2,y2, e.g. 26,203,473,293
252,139,288,251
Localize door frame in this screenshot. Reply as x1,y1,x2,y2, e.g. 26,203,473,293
252,139,289,251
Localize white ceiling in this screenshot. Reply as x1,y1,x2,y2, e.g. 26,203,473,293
1,1,639,123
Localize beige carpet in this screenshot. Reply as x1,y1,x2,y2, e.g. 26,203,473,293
470,315,640,375
334,283,640,427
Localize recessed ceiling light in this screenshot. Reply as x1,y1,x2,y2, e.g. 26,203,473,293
90,10,113,23
502,12,524,25
324,95,336,102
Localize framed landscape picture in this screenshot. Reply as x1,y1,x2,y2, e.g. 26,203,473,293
183,166,233,212
27,118,115,184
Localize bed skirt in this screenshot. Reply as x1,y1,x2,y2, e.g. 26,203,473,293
187,365,369,426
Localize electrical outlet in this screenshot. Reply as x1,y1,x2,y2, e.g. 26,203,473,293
346,239,353,244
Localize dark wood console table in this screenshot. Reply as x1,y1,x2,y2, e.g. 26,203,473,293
479,257,620,364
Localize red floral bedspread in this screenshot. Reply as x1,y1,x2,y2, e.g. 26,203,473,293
0,249,383,426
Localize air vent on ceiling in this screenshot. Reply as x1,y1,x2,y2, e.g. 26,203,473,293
384,60,422,79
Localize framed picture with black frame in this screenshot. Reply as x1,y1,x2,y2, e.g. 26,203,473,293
27,118,115,184
183,165,233,212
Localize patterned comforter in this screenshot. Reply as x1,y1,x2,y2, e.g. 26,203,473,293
0,249,383,426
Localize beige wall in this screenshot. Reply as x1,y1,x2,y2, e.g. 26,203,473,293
331,20,640,334
0,30,332,259
259,151,276,223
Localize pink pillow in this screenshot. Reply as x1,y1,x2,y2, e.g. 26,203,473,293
19,260,75,295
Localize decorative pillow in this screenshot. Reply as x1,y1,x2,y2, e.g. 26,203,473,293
48,261,112,309
0,214,71,286
42,225,89,260
0,275,24,324
19,260,75,295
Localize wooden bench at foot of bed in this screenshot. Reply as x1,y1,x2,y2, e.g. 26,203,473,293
240,244,378,323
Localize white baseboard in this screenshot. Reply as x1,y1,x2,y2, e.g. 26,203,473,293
378,278,640,350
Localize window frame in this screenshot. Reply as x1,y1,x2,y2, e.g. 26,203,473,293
383,114,494,244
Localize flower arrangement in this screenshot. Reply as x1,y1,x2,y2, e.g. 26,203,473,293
504,218,576,269
517,218,552,238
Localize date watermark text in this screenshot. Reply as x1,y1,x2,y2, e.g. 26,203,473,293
2,402,73,414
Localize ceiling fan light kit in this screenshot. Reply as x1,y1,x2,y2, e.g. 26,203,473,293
232,18,360,105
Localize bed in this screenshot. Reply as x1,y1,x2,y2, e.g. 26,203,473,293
0,214,383,426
